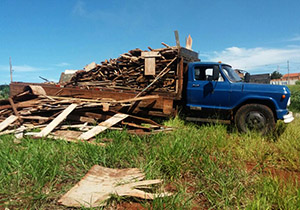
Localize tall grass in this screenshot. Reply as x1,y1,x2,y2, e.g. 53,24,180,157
0,117,299,209
0,85,299,208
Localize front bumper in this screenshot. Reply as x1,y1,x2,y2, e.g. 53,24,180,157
283,112,294,123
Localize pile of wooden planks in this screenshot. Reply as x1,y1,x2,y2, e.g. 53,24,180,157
66,44,179,93
0,85,170,144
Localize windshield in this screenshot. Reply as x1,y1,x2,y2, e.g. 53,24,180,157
222,66,243,82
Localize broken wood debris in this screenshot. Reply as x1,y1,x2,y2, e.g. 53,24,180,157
66,44,179,94
79,113,129,140
0,86,170,143
58,165,172,207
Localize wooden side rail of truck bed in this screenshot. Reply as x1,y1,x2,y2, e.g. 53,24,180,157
10,82,177,117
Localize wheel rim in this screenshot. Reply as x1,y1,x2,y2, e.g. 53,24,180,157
245,111,266,130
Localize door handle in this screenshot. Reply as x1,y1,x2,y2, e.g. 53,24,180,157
192,84,200,87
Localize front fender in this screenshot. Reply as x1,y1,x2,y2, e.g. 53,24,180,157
232,95,281,118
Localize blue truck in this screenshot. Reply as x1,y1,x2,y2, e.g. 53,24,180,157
10,46,294,134
185,61,294,134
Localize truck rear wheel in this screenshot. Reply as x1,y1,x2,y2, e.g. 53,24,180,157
234,104,275,135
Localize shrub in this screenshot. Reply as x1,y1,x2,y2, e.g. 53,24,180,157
289,87,300,112
0,85,9,99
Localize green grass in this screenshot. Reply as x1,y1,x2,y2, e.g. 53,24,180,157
0,85,299,209
0,117,300,209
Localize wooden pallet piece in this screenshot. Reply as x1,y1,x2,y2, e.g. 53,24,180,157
35,103,78,137
79,113,128,140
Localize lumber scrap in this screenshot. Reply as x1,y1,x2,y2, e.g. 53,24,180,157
27,85,47,95
8,98,20,118
35,104,78,137
116,95,159,103
174,30,180,47
66,44,181,93
0,124,46,135
135,57,177,98
84,62,97,72
79,113,128,140
185,34,193,50
0,115,18,132
0,86,170,140
58,165,172,207
142,51,160,76
145,57,156,76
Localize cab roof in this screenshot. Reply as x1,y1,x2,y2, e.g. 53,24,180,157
189,61,231,67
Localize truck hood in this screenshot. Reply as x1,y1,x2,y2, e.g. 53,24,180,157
238,83,291,111
242,83,290,95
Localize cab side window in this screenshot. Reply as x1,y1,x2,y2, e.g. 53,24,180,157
194,66,224,81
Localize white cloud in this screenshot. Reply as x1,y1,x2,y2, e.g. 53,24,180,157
0,65,46,72
72,0,117,20
287,35,300,42
56,62,71,67
207,46,300,73
73,0,87,17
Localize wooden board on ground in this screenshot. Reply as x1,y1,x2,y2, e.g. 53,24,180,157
52,130,82,140
36,103,78,137
79,113,128,140
58,165,171,207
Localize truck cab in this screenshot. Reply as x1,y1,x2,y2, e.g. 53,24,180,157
186,62,294,134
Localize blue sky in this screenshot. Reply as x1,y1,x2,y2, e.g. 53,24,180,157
1,0,300,84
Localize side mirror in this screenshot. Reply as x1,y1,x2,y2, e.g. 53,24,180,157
213,66,219,81
244,73,250,83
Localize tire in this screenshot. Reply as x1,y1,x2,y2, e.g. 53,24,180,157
234,104,275,135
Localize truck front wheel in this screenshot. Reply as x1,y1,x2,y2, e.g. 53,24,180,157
234,104,275,135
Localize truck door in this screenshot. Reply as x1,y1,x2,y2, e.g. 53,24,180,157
187,64,231,109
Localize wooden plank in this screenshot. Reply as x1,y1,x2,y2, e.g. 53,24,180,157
141,51,160,57
161,42,171,48
144,57,156,76
20,116,50,120
36,104,78,137
0,98,41,110
116,95,159,103
84,62,97,72
0,115,18,132
174,30,180,48
135,57,177,98
185,34,192,50
163,99,173,115
53,130,82,140
8,98,20,118
121,122,151,131
58,165,171,207
27,85,47,95
79,113,128,140
67,114,96,124
0,124,46,135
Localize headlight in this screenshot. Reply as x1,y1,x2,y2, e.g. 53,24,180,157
287,97,291,107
